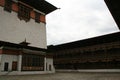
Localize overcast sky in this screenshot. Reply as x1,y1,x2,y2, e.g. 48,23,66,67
46,0,119,45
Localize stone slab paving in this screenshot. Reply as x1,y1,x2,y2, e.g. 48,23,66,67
0,72,120,80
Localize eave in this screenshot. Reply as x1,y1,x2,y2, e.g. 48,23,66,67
19,0,57,14
104,0,120,29
0,40,47,52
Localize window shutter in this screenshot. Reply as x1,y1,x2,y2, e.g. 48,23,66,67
35,11,41,23
4,0,12,12
18,3,32,22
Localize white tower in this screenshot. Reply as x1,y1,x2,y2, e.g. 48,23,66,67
0,0,57,48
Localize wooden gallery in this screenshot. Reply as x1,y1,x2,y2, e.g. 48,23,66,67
48,32,120,69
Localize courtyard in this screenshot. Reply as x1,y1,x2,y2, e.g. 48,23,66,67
0,72,120,80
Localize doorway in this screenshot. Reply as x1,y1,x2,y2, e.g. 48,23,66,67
49,64,51,71
4,62,9,71
12,61,17,71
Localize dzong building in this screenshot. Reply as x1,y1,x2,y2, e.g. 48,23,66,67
0,0,57,75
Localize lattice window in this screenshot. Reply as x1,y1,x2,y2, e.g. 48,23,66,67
22,54,44,71
35,11,41,23
4,0,12,12
18,3,31,22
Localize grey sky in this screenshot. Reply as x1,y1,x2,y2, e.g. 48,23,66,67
46,0,119,45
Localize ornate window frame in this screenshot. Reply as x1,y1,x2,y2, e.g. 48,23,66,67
18,3,32,22
4,0,12,12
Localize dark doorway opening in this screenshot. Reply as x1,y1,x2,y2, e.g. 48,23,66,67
4,62,9,71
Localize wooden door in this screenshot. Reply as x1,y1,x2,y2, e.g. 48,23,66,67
12,61,17,71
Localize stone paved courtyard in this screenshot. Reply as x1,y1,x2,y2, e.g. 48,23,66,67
0,72,120,80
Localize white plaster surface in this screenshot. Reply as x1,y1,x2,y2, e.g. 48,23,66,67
0,54,18,71
0,55,1,62
46,58,55,73
0,7,47,49
0,55,2,71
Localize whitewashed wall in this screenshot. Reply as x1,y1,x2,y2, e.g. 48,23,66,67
0,54,18,71
0,55,1,62
46,58,55,73
0,55,2,71
0,7,47,49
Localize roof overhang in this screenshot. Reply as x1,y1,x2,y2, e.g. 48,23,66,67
0,40,47,52
19,0,57,14
104,0,120,29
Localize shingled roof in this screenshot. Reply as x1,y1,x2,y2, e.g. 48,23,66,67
48,32,120,51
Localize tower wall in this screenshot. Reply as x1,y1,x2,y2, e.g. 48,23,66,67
0,7,47,48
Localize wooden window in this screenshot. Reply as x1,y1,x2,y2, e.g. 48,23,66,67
22,54,44,71
35,11,41,23
4,0,12,12
18,3,31,22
